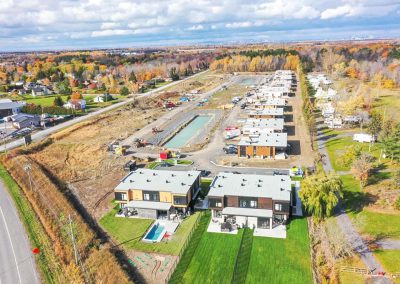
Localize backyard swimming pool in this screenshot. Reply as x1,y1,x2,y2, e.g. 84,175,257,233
164,115,211,149
143,222,166,242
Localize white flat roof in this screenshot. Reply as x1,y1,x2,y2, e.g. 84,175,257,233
126,200,172,210
243,118,284,130
247,108,284,116
115,169,201,194
208,172,291,201
222,207,273,218
238,132,287,147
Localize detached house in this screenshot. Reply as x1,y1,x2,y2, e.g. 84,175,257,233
114,169,201,219
208,172,292,232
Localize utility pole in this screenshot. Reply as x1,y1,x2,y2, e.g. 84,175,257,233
68,214,79,265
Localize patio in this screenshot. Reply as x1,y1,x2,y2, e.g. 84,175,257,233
207,218,239,234
254,224,287,238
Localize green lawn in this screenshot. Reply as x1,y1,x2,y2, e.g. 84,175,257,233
22,95,70,106
173,215,312,284
341,175,400,239
181,231,243,284
99,206,201,255
325,135,385,172
246,218,312,284
374,250,400,277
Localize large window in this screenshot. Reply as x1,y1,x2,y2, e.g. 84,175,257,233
173,195,187,205
143,191,159,202
239,197,258,208
115,192,127,201
209,198,223,208
257,217,270,229
274,202,289,212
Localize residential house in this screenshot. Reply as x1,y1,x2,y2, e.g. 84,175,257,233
238,132,287,159
114,169,202,219
10,113,41,129
64,99,86,110
208,172,292,231
31,86,51,96
93,94,113,103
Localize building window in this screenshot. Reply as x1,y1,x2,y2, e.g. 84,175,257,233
275,203,282,211
173,196,187,205
115,192,127,201
209,198,223,208
239,197,258,208
257,217,270,229
143,191,159,202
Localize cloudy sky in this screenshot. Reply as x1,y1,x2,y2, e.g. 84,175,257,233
1,0,400,51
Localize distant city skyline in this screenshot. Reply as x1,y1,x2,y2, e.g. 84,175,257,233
1,0,400,51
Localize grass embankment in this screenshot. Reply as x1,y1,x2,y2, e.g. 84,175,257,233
374,250,400,282
147,159,193,169
246,218,313,284
3,154,131,283
0,162,62,283
100,206,202,255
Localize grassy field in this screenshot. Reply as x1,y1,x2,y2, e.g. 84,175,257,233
22,94,70,106
374,250,400,282
325,134,387,172
181,231,243,284
100,206,201,255
341,174,400,239
199,83,247,109
246,218,312,284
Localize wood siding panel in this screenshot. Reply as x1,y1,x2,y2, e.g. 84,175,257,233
159,191,172,203
258,197,273,209
131,189,142,201
225,195,239,207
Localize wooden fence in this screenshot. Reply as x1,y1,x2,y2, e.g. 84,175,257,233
340,266,370,275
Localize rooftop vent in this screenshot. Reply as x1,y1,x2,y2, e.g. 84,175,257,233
181,182,186,186
257,184,262,187
171,174,176,177
242,178,247,182
218,184,222,188
146,179,151,182
259,179,262,182
129,180,134,183
241,183,245,186
166,180,170,183
281,178,285,182
153,173,157,176
280,188,284,191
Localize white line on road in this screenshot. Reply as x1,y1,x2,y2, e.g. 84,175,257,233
0,205,22,284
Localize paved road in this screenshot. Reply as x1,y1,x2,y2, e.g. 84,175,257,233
316,120,391,283
0,70,209,152
0,181,40,284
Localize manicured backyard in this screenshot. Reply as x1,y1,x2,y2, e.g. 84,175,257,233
246,218,312,284
181,231,243,284
173,215,312,284
374,250,400,282
99,206,201,255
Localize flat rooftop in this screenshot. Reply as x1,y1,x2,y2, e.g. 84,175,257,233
115,169,201,195
208,172,291,201
243,118,284,130
238,132,287,147
247,108,284,116
247,98,286,106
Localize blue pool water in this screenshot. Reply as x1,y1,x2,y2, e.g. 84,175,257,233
164,115,211,148
143,223,166,242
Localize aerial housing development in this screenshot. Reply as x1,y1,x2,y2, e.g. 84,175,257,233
0,5,400,284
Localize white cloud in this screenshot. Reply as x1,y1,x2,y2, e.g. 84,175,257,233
0,0,399,50
101,22,121,30
187,25,204,31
